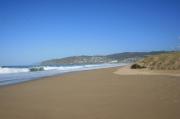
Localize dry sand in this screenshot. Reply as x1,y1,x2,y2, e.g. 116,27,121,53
115,65,180,77
0,67,180,119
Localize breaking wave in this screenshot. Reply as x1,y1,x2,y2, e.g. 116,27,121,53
0,63,127,86
0,67,29,74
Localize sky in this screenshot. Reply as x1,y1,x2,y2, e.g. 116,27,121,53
0,0,180,65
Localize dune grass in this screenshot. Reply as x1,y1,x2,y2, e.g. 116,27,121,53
131,52,180,70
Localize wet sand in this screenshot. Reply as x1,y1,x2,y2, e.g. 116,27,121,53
0,67,180,119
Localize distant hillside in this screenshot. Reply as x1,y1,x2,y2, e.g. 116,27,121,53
41,51,170,65
132,52,180,70
41,56,109,65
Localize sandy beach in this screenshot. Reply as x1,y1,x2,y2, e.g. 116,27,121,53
0,66,180,119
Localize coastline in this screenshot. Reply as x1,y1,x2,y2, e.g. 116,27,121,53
0,66,180,119
0,63,126,87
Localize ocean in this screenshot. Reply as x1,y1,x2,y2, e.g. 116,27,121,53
0,63,127,86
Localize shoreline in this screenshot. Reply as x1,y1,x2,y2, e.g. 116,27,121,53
0,66,180,119
0,65,123,88
0,64,126,87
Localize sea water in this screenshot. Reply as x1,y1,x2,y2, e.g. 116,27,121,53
0,63,127,86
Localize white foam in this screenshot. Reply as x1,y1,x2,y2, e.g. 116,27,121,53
43,66,84,71
0,67,29,74
0,63,128,86
43,65,100,71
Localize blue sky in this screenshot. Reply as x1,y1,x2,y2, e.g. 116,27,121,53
0,0,179,65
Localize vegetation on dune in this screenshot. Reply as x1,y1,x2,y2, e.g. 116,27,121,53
131,64,146,69
131,52,180,70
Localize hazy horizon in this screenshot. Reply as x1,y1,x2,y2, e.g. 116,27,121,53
0,0,180,65
0,50,173,66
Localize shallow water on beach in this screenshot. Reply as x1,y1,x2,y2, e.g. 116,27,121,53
0,63,127,86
